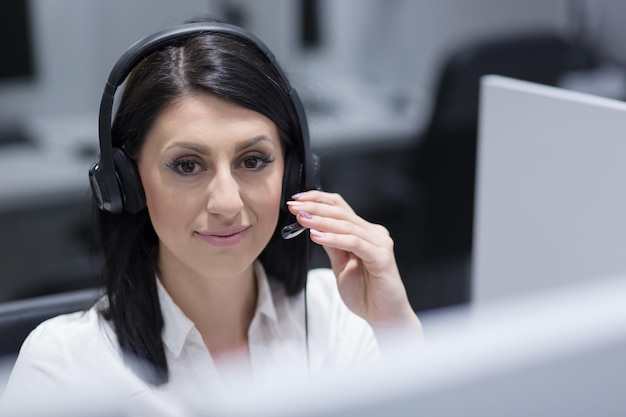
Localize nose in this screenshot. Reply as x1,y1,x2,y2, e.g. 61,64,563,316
206,167,244,219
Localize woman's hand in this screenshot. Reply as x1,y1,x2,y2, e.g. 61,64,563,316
287,190,422,334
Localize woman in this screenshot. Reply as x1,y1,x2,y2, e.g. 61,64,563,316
2,18,421,414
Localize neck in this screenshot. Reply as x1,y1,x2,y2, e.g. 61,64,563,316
157,250,258,357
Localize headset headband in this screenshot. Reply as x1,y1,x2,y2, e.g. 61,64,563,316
95,21,315,213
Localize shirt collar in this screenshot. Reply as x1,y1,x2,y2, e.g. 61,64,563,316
156,260,279,358
253,261,278,325
156,277,195,358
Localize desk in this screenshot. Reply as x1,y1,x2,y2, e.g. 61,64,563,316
0,116,97,211
300,76,429,155
0,79,429,209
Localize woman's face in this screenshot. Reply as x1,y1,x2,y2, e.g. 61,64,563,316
137,93,285,280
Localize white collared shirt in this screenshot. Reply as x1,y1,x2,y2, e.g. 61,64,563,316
1,263,379,415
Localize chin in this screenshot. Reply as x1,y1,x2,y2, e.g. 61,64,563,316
194,244,263,280
184,224,276,279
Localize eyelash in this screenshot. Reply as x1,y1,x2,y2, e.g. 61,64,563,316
242,152,275,170
166,158,203,176
166,153,275,176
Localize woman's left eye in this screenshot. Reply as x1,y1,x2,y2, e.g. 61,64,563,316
242,154,274,170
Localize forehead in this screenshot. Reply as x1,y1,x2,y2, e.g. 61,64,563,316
145,93,282,152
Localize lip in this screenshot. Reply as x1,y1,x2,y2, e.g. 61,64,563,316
195,225,251,247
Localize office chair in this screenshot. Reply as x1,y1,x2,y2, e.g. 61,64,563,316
413,30,594,263
15,254,102,300
0,287,102,358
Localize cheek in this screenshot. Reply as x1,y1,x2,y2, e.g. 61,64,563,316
245,166,284,224
255,186,281,214
140,167,200,236
141,174,174,233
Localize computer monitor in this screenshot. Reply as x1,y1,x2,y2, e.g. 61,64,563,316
200,274,626,416
0,0,35,82
472,74,626,304
3,273,625,416
0,0,36,146
201,276,626,417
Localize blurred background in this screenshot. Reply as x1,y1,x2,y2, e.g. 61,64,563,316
1,0,626,313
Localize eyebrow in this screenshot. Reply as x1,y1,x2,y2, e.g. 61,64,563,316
165,136,274,155
235,136,273,152
165,142,209,155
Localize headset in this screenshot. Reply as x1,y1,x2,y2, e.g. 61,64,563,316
89,21,320,220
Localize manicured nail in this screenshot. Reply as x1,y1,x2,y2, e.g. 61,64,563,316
298,211,312,219
309,229,324,237
292,192,305,199
286,200,304,207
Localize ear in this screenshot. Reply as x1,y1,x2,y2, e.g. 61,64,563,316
112,147,146,213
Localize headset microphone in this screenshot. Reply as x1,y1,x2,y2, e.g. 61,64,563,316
282,223,307,239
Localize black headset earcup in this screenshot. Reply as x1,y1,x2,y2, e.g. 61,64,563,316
112,147,146,213
281,150,303,210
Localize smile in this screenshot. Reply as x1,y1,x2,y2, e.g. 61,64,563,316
195,226,251,247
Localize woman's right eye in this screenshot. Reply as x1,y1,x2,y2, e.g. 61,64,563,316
167,158,205,176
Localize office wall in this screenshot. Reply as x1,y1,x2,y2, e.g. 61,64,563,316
0,0,215,124
0,0,570,126
314,0,568,98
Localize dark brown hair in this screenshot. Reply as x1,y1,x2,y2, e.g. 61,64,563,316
95,19,310,385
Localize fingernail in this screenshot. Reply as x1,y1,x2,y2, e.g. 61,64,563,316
298,211,312,220
310,229,324,237
292,192,305,199
286,201,304,206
